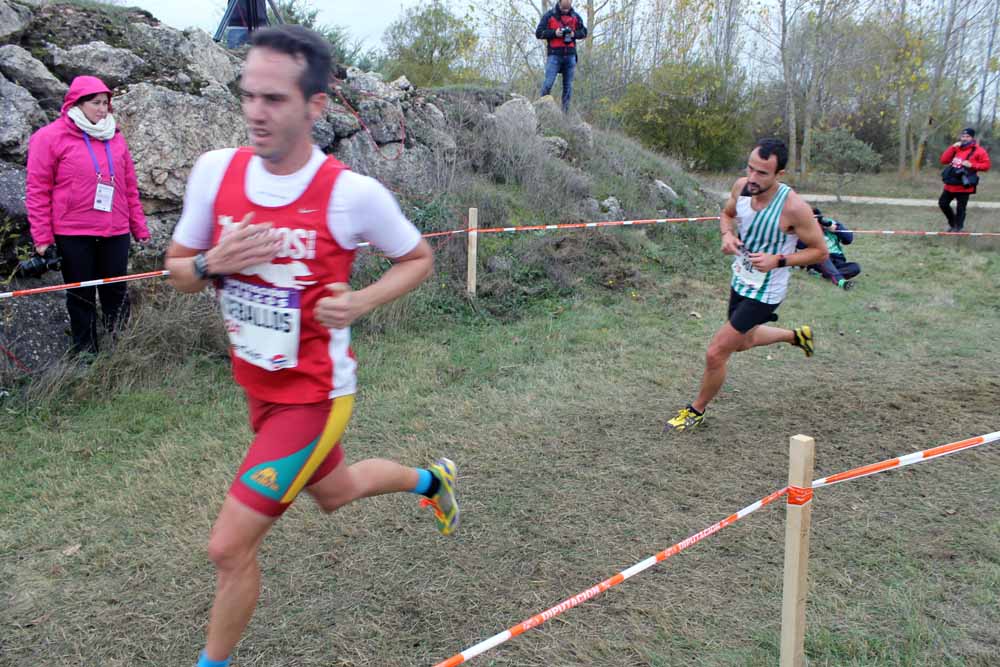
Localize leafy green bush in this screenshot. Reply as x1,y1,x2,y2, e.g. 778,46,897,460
616,62,751,170
380,0,479,87
811,127,882,195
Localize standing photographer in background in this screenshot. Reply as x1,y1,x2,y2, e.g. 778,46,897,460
939,128,991,232
536,0,587,113
26,76,149,355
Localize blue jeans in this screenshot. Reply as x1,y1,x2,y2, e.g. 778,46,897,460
224,27,249,48
540,53,576,112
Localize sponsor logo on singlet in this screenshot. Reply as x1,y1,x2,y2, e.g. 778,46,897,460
219,215,319,264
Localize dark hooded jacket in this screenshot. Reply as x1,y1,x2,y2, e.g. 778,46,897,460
535,2,588,57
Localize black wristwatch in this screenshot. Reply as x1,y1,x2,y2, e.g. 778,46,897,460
777,254,788,268
193,252,223,280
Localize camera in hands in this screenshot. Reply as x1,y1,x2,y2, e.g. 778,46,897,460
17,246,62,279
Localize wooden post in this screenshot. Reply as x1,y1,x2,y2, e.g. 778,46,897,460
466,207,478,297
780,434,815,667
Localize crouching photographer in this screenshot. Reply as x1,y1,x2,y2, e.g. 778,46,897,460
798,207,861,290
939,128,991,232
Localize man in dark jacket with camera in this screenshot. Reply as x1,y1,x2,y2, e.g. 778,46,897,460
939,128,991,232
536,0,588,113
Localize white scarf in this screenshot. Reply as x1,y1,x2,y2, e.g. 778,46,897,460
68,106,117,141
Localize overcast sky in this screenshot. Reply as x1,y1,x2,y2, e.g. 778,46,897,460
125,0,422,49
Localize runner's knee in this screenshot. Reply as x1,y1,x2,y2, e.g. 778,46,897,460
314,492,348,514
706,343,732,368
207,533,257,572
739,331,759,350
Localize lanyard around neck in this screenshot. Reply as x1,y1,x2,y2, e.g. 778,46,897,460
82,133,115,181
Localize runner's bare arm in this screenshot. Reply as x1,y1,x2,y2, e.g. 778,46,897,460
720,179,744,256
783,197,828,267
165,222,281,293
165,242,209,293
315,238,433,329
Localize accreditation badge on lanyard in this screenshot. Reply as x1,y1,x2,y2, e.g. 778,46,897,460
83,134,115,213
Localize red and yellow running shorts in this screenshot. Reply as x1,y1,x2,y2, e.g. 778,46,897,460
229,393,354,517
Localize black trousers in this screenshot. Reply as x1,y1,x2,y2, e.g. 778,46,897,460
815,253,861,283
938,190,971,230
54,234,131,354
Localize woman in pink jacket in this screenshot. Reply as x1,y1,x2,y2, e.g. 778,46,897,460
26,76,150,355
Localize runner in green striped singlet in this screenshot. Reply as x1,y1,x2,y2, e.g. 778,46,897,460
666,138,829,432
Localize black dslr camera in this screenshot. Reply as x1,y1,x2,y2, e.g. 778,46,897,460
942,163,979,188
813,208,832,227
17,246,62,278
561,26,573,43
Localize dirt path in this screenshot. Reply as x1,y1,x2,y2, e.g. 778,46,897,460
705,189,1000,208
799,193,1000,208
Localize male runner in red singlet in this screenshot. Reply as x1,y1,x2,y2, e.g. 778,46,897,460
165,25,457,667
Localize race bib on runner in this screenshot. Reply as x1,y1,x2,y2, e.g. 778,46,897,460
93,182,114,212
220,277,301,371
732,247,767,289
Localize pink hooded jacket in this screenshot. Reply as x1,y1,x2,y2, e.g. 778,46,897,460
26,76,149,246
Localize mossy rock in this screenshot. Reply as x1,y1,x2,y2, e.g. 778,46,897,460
20,2,156,52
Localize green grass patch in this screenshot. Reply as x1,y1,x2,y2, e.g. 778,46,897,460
697,168,1000,202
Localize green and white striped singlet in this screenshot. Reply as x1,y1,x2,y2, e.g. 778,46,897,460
730,183,798,304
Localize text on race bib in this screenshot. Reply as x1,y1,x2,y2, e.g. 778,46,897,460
221,277,302,371
732,247,767,288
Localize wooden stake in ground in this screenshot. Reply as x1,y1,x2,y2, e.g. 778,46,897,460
781,434,815,667
466,207,478,297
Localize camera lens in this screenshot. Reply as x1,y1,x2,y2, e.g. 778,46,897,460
17,256,46,279
16,250,62,279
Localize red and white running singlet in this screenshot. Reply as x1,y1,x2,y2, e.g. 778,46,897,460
211,147,357,404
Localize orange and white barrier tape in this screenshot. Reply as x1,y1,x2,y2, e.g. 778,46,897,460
812,431,1000,488
0,270,171,300
468,216,721,235
849,229,1000,237
7,217,993,297
434,430,997,665
454,217,1000,239
5,217,710,297
430,486,790,667
355,216,722,248
355,228,472,248
357,218,1000,248
787,485,813,505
